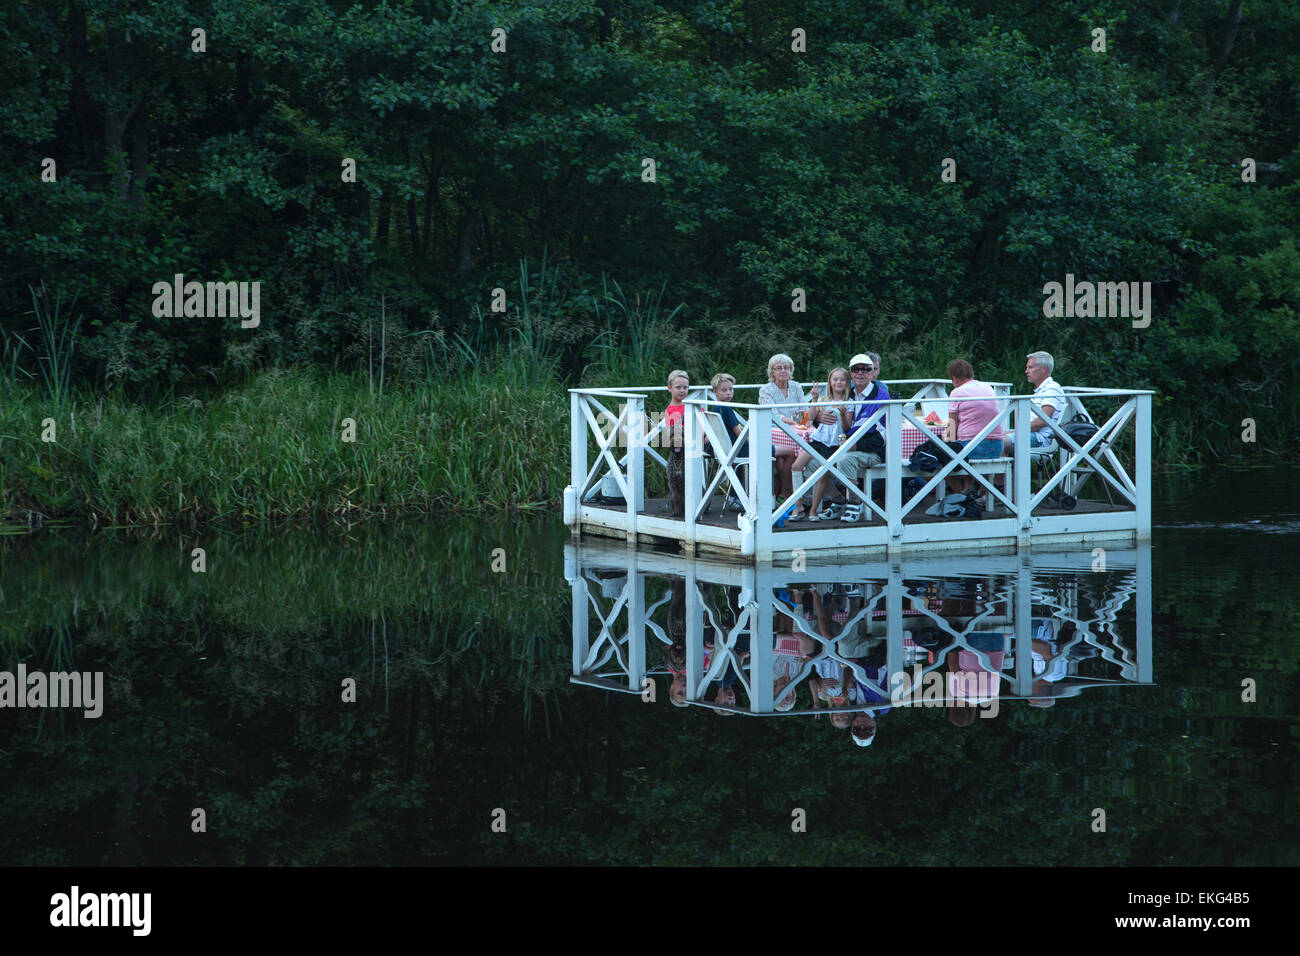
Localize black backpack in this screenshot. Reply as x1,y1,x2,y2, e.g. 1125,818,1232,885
1061,420,1099,446
908,438,962,472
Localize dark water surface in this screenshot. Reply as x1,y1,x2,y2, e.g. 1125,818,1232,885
2,467,1297,865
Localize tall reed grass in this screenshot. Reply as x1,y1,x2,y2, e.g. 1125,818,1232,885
5,283,82,414
0,264,1265,528
0,357,568,525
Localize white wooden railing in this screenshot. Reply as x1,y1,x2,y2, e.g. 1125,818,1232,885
565,381,1152,555
565,542,1154,714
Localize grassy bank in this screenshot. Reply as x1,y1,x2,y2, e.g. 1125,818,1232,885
1,358,568,524
0,332,1279,526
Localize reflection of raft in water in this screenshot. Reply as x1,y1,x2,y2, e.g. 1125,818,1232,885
565,380,1152,561
566,540,1154,721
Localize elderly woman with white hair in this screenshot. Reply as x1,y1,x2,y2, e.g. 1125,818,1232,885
758,353,810,514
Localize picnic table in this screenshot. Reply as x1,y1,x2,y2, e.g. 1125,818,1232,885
772,419,947,457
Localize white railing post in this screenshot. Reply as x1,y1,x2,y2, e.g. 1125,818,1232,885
570,391,586,491
1014,396,1031,540
568,391,586,529
571,566,590,676
627,549,646,693
626,395,646,541
886,403,902,543
684,568,702,698
739,424,756,556
684,402,702,551
1013,555,1034,697
684,584,703,703
753,405,774,559
1136,542,1153,683
885,563,905,684
1135,393,1152,541
750,566,774,711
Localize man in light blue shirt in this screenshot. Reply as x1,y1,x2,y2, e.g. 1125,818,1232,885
1003,350,1065,453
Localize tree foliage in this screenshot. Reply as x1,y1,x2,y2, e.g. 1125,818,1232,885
2,0,1297,456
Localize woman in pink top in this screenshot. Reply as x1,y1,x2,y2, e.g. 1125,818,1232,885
943,359,1005,494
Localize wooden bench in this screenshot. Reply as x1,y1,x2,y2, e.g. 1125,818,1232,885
860,456,1013,517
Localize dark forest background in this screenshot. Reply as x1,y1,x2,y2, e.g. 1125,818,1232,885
2,1,1298,519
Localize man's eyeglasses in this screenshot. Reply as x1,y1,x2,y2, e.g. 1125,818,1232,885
851,366,874,372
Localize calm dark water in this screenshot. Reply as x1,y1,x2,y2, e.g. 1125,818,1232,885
1,467,1297,865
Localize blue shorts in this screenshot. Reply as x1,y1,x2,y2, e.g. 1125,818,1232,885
1008,430,1051,449
952,438,1004,460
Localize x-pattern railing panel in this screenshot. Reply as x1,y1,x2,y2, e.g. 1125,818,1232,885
580,579,631,673
1056,395,1137,500
765,399,1023,527
692,410,754,520
699,598,754,700
570,384,1151,553
768,408,891,525
1031,574,1138,678
642,590,674,646
771,588,887,695
1029,400,1137,510
577,396,634,501
896,404,1017,514
894,582,1017,686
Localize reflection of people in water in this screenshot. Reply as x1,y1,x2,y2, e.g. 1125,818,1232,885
850,712,877,747
1029,618,1070,707
660,647,691,707
666,577,689,707
711,684,739,715
702,585,749,715
795,585,866,726
663,578,751,713
773,669,799,711
643,570,1118,723
773,602,802,711
703,640,747,716
945,631,1006,724
809,660,850,719
777,585,886,738
667,658,688,707
849,640,892,746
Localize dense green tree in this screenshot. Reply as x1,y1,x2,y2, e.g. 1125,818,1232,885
1,0,1296,457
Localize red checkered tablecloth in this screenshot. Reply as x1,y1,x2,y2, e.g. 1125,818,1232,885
770,425,810,451
901,423,946,459
771,423,943,456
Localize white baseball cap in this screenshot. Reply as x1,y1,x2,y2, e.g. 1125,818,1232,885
849,354,873,369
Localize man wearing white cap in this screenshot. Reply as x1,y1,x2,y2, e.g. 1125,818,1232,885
838,353,891,522
850,712,877,747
